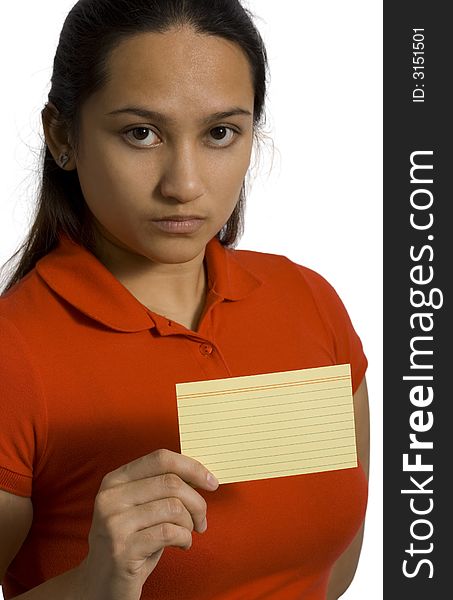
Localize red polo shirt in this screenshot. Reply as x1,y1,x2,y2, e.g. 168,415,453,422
0,232,368,599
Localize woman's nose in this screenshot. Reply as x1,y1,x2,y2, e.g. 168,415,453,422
159,143,205,204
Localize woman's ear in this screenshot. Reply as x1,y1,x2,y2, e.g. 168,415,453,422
41,101,76,170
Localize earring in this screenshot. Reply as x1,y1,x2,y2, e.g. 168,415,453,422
59,152,70,168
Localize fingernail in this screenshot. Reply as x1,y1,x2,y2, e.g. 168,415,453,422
200,517,208,532
207,472,219,489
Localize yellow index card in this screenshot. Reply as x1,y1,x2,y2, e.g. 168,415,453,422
176,363,357,484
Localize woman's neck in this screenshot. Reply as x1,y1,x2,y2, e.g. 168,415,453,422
92,226,208,327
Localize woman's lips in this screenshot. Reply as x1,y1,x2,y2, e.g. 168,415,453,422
151,218,205,234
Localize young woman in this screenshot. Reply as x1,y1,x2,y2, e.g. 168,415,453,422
0,1,370,599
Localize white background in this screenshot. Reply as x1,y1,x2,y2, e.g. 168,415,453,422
0,1,382,598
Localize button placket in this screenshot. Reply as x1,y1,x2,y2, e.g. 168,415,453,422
199,342,213,356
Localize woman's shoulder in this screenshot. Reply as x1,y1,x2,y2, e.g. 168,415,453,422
0,312,35,375
230,245,360,341
1,266,46,330
230,245,339,298
0,262,67,367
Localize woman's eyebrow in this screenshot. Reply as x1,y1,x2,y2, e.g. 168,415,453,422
105,106,252,125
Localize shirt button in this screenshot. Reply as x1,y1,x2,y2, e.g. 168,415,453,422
199,343,213,356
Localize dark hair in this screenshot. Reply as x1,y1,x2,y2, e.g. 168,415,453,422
1,0,269,295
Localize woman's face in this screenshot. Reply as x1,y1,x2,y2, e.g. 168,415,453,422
75,26,255,266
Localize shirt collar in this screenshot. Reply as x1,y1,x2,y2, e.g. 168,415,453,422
36,232,263,332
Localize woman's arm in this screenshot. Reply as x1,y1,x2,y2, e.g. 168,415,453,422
326,376,370,600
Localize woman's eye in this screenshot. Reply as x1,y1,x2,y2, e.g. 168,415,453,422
209,126,238,147
123,127,160,147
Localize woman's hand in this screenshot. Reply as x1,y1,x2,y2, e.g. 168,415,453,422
78,449,219,600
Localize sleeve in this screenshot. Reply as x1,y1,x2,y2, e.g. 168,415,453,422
296,265,368,394
0,315,48,497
